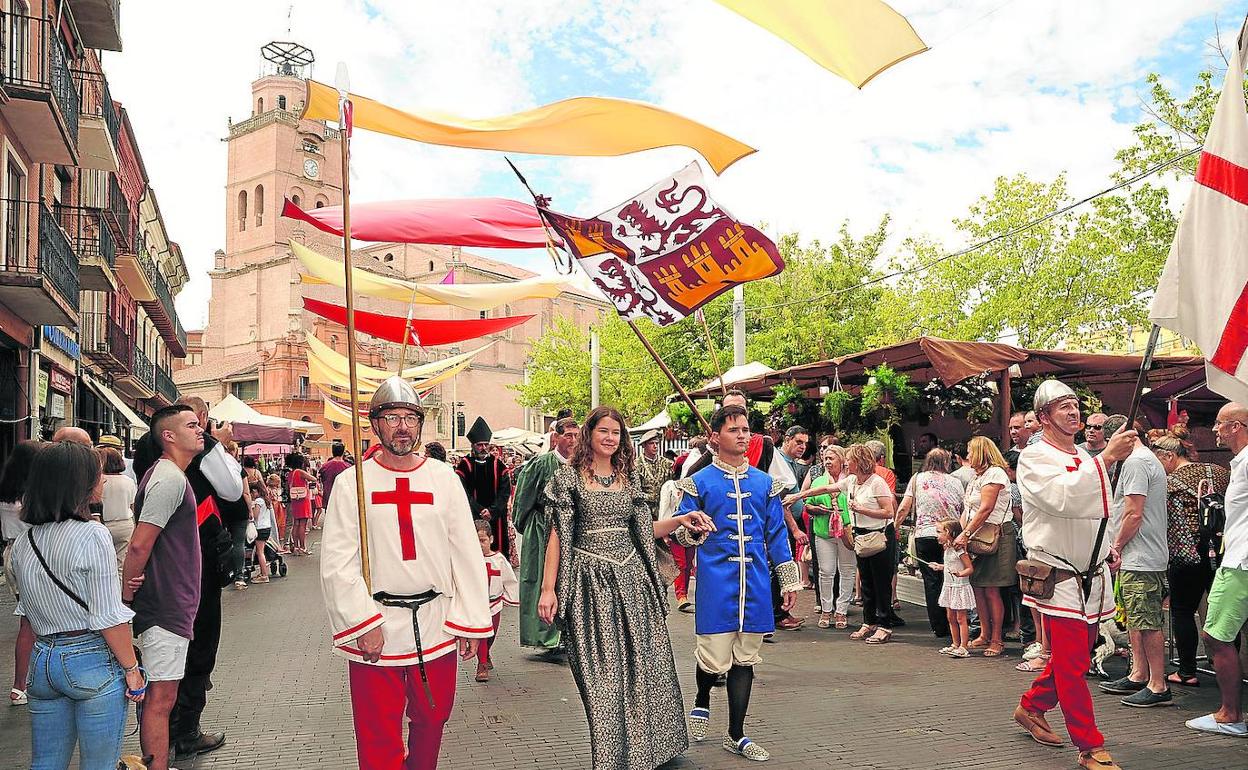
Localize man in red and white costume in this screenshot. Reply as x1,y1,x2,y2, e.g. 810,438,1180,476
1013,379,1137,770
321,376,491,770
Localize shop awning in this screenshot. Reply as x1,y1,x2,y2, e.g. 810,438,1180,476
83,373,148,435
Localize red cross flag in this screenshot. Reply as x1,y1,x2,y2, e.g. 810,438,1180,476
1150,24,1248,404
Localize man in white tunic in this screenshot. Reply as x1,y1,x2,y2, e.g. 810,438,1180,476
321,377,491,770
1013,380,1136,770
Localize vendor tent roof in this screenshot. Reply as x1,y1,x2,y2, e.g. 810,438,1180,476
694,336,1204,399
490,426,545,456
209,394,324,435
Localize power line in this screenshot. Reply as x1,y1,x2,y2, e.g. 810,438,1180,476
742,145,1203,314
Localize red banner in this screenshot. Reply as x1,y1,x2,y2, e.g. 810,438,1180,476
281,197,555,248
302,297,533,346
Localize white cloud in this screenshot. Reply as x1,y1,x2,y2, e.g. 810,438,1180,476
105,0,1239,330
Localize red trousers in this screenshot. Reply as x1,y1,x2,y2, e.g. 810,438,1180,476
349,654,458,770
478,611,502,668
672,543,695,600
1020,614,1104,752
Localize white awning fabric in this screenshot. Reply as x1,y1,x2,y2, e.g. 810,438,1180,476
83,373,149,435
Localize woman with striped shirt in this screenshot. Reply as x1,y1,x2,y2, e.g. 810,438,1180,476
9,441,146,770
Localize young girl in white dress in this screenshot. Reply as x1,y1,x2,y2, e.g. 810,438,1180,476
931,519,975,658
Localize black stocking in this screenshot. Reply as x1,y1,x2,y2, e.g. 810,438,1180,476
694,665,717,710
726,664,754,741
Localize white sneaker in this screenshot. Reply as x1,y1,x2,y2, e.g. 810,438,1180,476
1023,642,1043,661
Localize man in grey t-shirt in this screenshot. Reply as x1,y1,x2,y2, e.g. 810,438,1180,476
1099,415,1171,708
122,405,204,770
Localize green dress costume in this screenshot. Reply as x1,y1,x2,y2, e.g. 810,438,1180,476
512,451,565,649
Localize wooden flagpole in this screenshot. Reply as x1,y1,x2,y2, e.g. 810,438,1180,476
697,310,728,397
1111,323,1161,486
336,65,371,592
503,157,711,435
395,285,420,374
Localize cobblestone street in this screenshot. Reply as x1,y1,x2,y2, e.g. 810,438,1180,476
2,533,1244,769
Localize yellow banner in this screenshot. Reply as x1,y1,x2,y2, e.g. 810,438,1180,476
292,240,568,310
304,80,754,174
713,0,927,88
305,334,491,382
307,348,476,396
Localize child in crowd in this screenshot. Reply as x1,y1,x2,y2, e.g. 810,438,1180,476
931,519,974,658
249,479,273,583
266,473,288,554
475,520,518,683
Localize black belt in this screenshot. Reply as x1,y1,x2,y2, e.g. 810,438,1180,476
373,589,441,708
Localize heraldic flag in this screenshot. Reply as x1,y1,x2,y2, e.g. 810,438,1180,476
1150,22,1248,404
540,163,784,326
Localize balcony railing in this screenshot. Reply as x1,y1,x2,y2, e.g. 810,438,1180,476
175,315,187,353
0,11,79,144
72,64,120,154
156,366,178,403
131,346,155,393
80,310,131,371
1,200,79,305
58,205,115,267
105,173,130,247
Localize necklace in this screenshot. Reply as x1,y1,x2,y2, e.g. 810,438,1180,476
591,470,618,488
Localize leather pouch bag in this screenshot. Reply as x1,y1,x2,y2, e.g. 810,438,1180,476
853,530,886,558
1016,559,1056,600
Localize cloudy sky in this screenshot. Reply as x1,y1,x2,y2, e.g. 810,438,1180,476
102,0,1243,329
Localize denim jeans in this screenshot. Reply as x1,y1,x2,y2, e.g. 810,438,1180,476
228,519,250,581
26,632,128,770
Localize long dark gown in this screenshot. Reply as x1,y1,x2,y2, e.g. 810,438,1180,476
545,465,688,770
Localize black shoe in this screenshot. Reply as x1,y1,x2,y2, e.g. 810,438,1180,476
1098,676,1146,695
175,731,226,757
1121,687,1172,708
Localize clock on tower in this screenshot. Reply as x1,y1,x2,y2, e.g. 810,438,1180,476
303,158,319,180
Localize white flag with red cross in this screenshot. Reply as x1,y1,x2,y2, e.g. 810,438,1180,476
1150,21,1248,404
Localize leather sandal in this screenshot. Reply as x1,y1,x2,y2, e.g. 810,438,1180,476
967,637,989,649
983,643,1006,657
1013,705,1063,747
864,628,893,644
849,624,877,640
1078,748,1121,769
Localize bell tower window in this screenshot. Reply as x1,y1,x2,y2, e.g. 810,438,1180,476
278,95,287,111
238,189,248,231
254,185,264,227
256,97,264,114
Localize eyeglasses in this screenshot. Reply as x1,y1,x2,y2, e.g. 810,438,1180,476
379,414,422,428
1214,419,1244,429
1085,424,1105,431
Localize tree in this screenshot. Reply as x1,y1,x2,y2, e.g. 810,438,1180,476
875,173,1174,349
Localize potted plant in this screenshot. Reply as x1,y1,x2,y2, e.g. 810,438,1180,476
821,390,855,427
859,365,917,423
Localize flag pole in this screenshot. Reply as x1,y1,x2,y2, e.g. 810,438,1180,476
395,285,420,375
697,310,728,397
1111,323,1161,486
335,65,371,592
626,319,711,435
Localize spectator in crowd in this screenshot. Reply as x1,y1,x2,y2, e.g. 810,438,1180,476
1079,413,1109,457
286,452,316,556
804,443,852,628
123,405,206,770
133,396,243,763
1009,412,1032,453
896,448,964,638
1151,430,1229,688
424,441,448,463
266,473,288,554
950,441,976,489
1186,402,1248,738
248,479,273,584
775,426,811,631
96,434,135,483
914,432,939,460
50,427,92,447
864,439,896,494
790,444,899,644
1098,415,1172,707
956,436,1017,658
1024,411,1043,445
1,440,40,707
98,447,137,569
11,441,145,770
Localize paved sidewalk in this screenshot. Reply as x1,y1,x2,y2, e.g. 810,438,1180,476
2,535,1245,769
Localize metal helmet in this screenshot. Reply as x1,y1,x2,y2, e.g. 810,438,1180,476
368,376,424,418
1033,379,1077,413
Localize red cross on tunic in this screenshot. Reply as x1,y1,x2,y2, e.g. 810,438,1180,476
1195,152,1248,376
371,478,434,561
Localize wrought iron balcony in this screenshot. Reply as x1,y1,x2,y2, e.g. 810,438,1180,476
59,206,115,291
80,310,131,374
155,366,178,405
104,173,131,247
131,346,155,394
67,0,122,52
71,65,119,172
136,258,185,357
0,10,79,164
0,200,79,326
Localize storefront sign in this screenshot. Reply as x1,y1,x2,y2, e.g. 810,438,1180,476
36,370,48,411
42,326,80,360
50,393,65,419
49,367,73,395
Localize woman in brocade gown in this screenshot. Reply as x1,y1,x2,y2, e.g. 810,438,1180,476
538,406,710,770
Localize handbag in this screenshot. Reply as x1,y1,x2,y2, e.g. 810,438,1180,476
967,522,1001,555
289,484,308,501
1195,473,1226,563
848,477,887,558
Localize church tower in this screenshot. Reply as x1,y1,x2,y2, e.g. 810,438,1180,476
204,42,343,355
